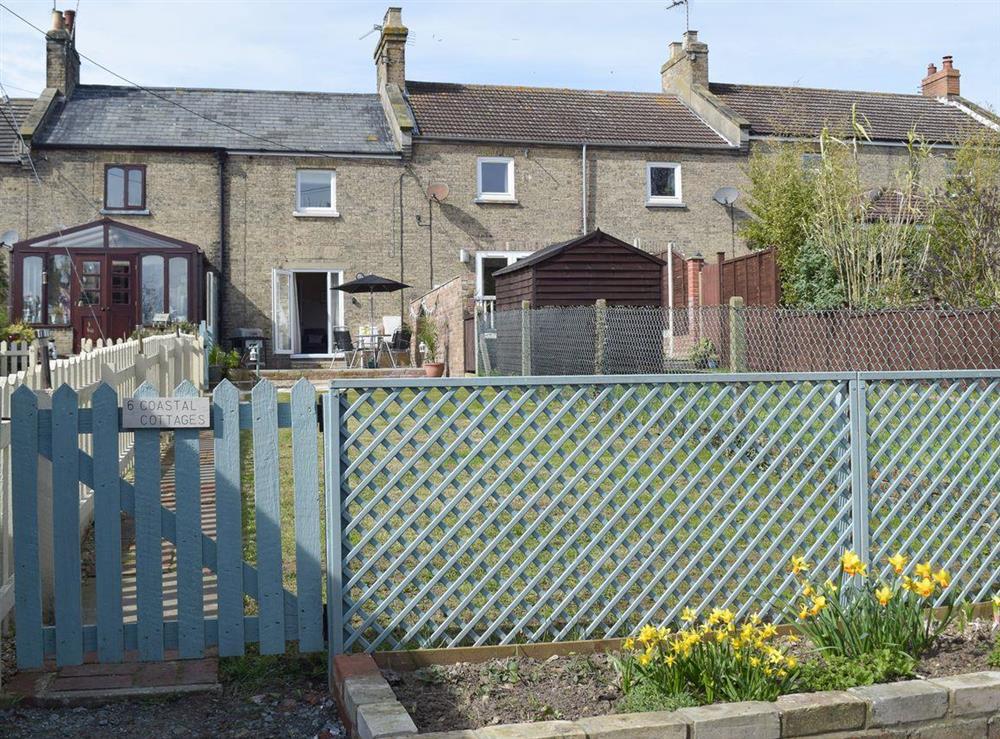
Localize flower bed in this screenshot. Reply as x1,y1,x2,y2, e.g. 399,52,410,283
335,551,1000,738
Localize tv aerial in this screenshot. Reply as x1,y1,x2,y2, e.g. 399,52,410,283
667,0,690,33
712,187,740,257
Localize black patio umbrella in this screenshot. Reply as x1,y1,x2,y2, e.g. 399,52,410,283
331,273,410,335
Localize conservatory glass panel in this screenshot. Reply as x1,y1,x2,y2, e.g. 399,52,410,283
22,256,43,323
169,257,188,321
48,254,72,325
108,224,181,249
29,224,104,250
141,255,164,324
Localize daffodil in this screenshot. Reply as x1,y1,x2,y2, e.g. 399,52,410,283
875,585,893,606
992,594,1000,608
913,577,935,599
915,561,933,579
785,655,798,669
932,568,950,588
824,578,838,593
841,550,868,576
622,637,635,651
888,552,907,575
801,583,815,598
638,625,659,645
790,555,810,575
664,654,676,667
901,576,914,592
680,607,697,624
637,652,652,666
798,606,810,620
809,595,828,615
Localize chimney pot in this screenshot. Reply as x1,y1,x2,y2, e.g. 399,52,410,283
942,55,953,69
926,63,937,75
51,9,64,31
64,9,75,35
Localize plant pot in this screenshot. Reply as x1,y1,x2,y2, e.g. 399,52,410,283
209,365,224,385
423,362,445,378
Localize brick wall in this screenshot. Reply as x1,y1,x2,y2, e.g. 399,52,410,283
408,273,474,377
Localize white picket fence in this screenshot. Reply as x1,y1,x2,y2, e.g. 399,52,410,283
0,340,39,377
0,332,207,625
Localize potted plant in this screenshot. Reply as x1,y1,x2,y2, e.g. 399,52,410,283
689,338,719,370
208,345,240,385
417,314,444,377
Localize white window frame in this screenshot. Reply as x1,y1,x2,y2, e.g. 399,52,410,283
475,250,531,300
271,268,345,357
645,162,683,206
294,169,338,216
476,157,516,202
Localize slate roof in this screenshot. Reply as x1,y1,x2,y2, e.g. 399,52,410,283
0,98,35,161
32,85,396,154
709,82,984,143
405,81,732,147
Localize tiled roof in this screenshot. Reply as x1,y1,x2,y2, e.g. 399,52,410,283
709,82,984,143
0,98,35,161
33,85,396,154
405,81,732,147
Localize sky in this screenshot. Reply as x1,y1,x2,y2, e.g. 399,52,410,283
0,0,998,110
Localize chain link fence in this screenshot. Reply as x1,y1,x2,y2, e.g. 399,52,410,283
476,305,1000,375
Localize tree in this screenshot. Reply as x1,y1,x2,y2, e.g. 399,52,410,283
921,129,1000,308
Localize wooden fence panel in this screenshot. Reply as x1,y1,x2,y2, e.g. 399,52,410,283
93,382,124,663
213,380,245,656
291,379,323,652
174,380,205,659
252,380,285,654
133,381,164,661
52,386,83,666
12,386,42,669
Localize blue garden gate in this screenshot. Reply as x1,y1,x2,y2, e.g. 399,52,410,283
11,378,327,669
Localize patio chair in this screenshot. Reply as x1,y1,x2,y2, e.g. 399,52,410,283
387,326,412,367
331,326,360,369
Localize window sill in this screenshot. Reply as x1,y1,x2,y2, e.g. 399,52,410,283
645,200,686,209
293,210,340,218
101,208,150,216
474,196,518,205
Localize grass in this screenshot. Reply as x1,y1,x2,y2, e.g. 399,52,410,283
219,644,326,696
232,378,997,651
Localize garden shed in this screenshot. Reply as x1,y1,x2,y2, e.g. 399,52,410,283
493,230,666,310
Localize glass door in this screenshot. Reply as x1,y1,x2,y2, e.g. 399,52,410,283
272,269,296,354
73,256,106,349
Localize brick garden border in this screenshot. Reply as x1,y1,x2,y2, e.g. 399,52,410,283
331,657,1000,739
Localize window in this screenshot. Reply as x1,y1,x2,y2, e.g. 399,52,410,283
475,251,531,299
141,255,164,324
105,165,146,211
22,255,43,323
48,254,72,325
646,162,682,206
169,257,188,321
476,157,515,202
296,170,337,215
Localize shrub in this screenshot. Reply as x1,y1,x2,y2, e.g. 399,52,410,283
788,551,956,659
798,649,916,692
613,609,799,705
616,681,698,714
2,322,36,343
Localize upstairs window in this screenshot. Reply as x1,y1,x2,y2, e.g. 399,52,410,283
296,170,337,215
646,162,682,206
476,157,515,202
105,164,146,211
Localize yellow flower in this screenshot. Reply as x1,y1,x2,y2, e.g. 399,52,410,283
801,583,815,598
875,585,893,607
664,654,676,667
915,561,932,579
623,637,635,651
760,623,778,640
932,569,950,589
901,576,914,592
790,555,810,575
637,652,652,666
913,577,935,599
715,629,727,643
809,595,828,615
888,552,907,575
638,625,659,645
824,578,838,594
680,607,698,624
798,606,810,620
707,608,734,626
992,594,1000,608
841,551,867,577
785,655,798,669
750,656,761,667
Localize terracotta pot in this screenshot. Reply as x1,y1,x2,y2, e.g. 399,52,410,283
423,362,445,378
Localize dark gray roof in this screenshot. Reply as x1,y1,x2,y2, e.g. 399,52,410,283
709,82,986,142
33,85,396,154
0,98,35,161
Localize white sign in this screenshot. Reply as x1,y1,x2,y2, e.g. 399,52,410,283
122,397,211,429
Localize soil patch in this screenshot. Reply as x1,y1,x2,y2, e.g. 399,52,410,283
390,623,1000,732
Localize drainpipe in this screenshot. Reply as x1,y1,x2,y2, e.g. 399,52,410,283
399,170,405,321
217,149,227,343
581,144,588,234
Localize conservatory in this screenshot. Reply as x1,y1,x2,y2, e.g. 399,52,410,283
11,219,205,351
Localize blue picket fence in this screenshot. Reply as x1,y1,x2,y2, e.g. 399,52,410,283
11,377,325,669
10,370,1000,665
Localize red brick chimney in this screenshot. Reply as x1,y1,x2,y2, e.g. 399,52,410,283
921,56,960,98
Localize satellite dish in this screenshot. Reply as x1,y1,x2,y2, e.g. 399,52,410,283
0,229,18,246
427,182,450,203
713,187,740,206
